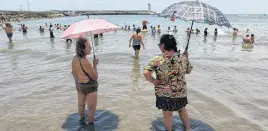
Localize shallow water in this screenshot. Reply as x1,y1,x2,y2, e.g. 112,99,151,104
0,15,268,131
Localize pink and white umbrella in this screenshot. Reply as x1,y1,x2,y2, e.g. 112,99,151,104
61,18,120,39
61,18,120,56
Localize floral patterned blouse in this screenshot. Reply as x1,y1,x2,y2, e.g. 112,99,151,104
144,52,193,98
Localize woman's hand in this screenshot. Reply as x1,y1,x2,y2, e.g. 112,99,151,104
150,77,159,86
183,51,188,58
152,79,159,86
93,57,98,67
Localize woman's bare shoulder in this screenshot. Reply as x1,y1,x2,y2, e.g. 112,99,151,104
80,57,92,65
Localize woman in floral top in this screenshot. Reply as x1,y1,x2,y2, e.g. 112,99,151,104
144,34,192,131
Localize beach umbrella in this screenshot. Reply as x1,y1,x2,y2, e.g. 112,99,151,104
61,18,121,57
160,0,232,51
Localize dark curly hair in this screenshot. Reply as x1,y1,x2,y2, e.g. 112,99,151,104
159,34,178,52
76,37,88,57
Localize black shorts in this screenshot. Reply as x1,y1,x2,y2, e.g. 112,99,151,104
133,45,141,50
76,81,98,95
142,25,147,30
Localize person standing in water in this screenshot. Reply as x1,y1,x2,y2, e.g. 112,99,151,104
49,25,54,38
173,26,178,33
185,28,190,37
142,20,149,30
157,25,161,34
129,28,145,58
243,34,251,44
214,28,218,36
72,38,99,131
144,34,192,131
233,28,237,37
2,23,14,42
204,28,208,37
133,24,136,32
250,34,255,43
22,24,28,34
39,26,45,33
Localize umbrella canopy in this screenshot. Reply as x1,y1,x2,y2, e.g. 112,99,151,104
160,0,231,28
61,18,120,39
160,0,231,51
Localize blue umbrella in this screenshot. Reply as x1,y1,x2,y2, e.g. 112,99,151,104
160,0,232,51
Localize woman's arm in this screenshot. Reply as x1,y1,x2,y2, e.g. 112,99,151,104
81,58,98,81
144,70,154,82
139,35,145,49
2,24,5,30
182,52,192,74
129,35,133,47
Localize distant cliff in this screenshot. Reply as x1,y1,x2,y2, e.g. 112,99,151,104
0,11,64,22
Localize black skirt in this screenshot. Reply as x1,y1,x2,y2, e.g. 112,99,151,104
156,96,188,111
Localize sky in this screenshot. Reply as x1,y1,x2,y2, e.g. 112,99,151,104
0,0,267,14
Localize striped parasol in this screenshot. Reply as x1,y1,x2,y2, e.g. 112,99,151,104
160,0,232,51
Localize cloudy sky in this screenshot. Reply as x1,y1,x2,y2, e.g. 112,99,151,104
0,0,266,14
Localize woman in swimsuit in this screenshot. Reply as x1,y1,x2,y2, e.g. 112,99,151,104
129,28,145,58
72,38,99,130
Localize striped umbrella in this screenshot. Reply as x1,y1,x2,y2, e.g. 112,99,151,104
160,0,232,51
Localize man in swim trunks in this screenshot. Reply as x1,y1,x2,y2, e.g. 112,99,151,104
2,23,14,42
142,20,149,30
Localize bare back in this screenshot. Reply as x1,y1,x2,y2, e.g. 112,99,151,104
72,56,89,83
132,33,142,41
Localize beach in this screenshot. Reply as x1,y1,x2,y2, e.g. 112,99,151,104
0,15,267,131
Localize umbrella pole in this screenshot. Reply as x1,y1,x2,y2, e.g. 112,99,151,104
185,21,194,52
90,32,96,58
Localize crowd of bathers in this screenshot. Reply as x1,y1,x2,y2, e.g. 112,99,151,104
121,24,255,44
2,21,255,45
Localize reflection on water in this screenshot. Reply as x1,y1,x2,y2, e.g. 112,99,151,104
65,42,72,50
94,37,99,46
50,38,55,49
241,43,254,51
11,54,18,70
151,117,215,131
62,110,119,131
203,36,207,43
23,32,27,38
131,58,142,91
213,36,217,42
40,32,45,37
8,42,14,49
